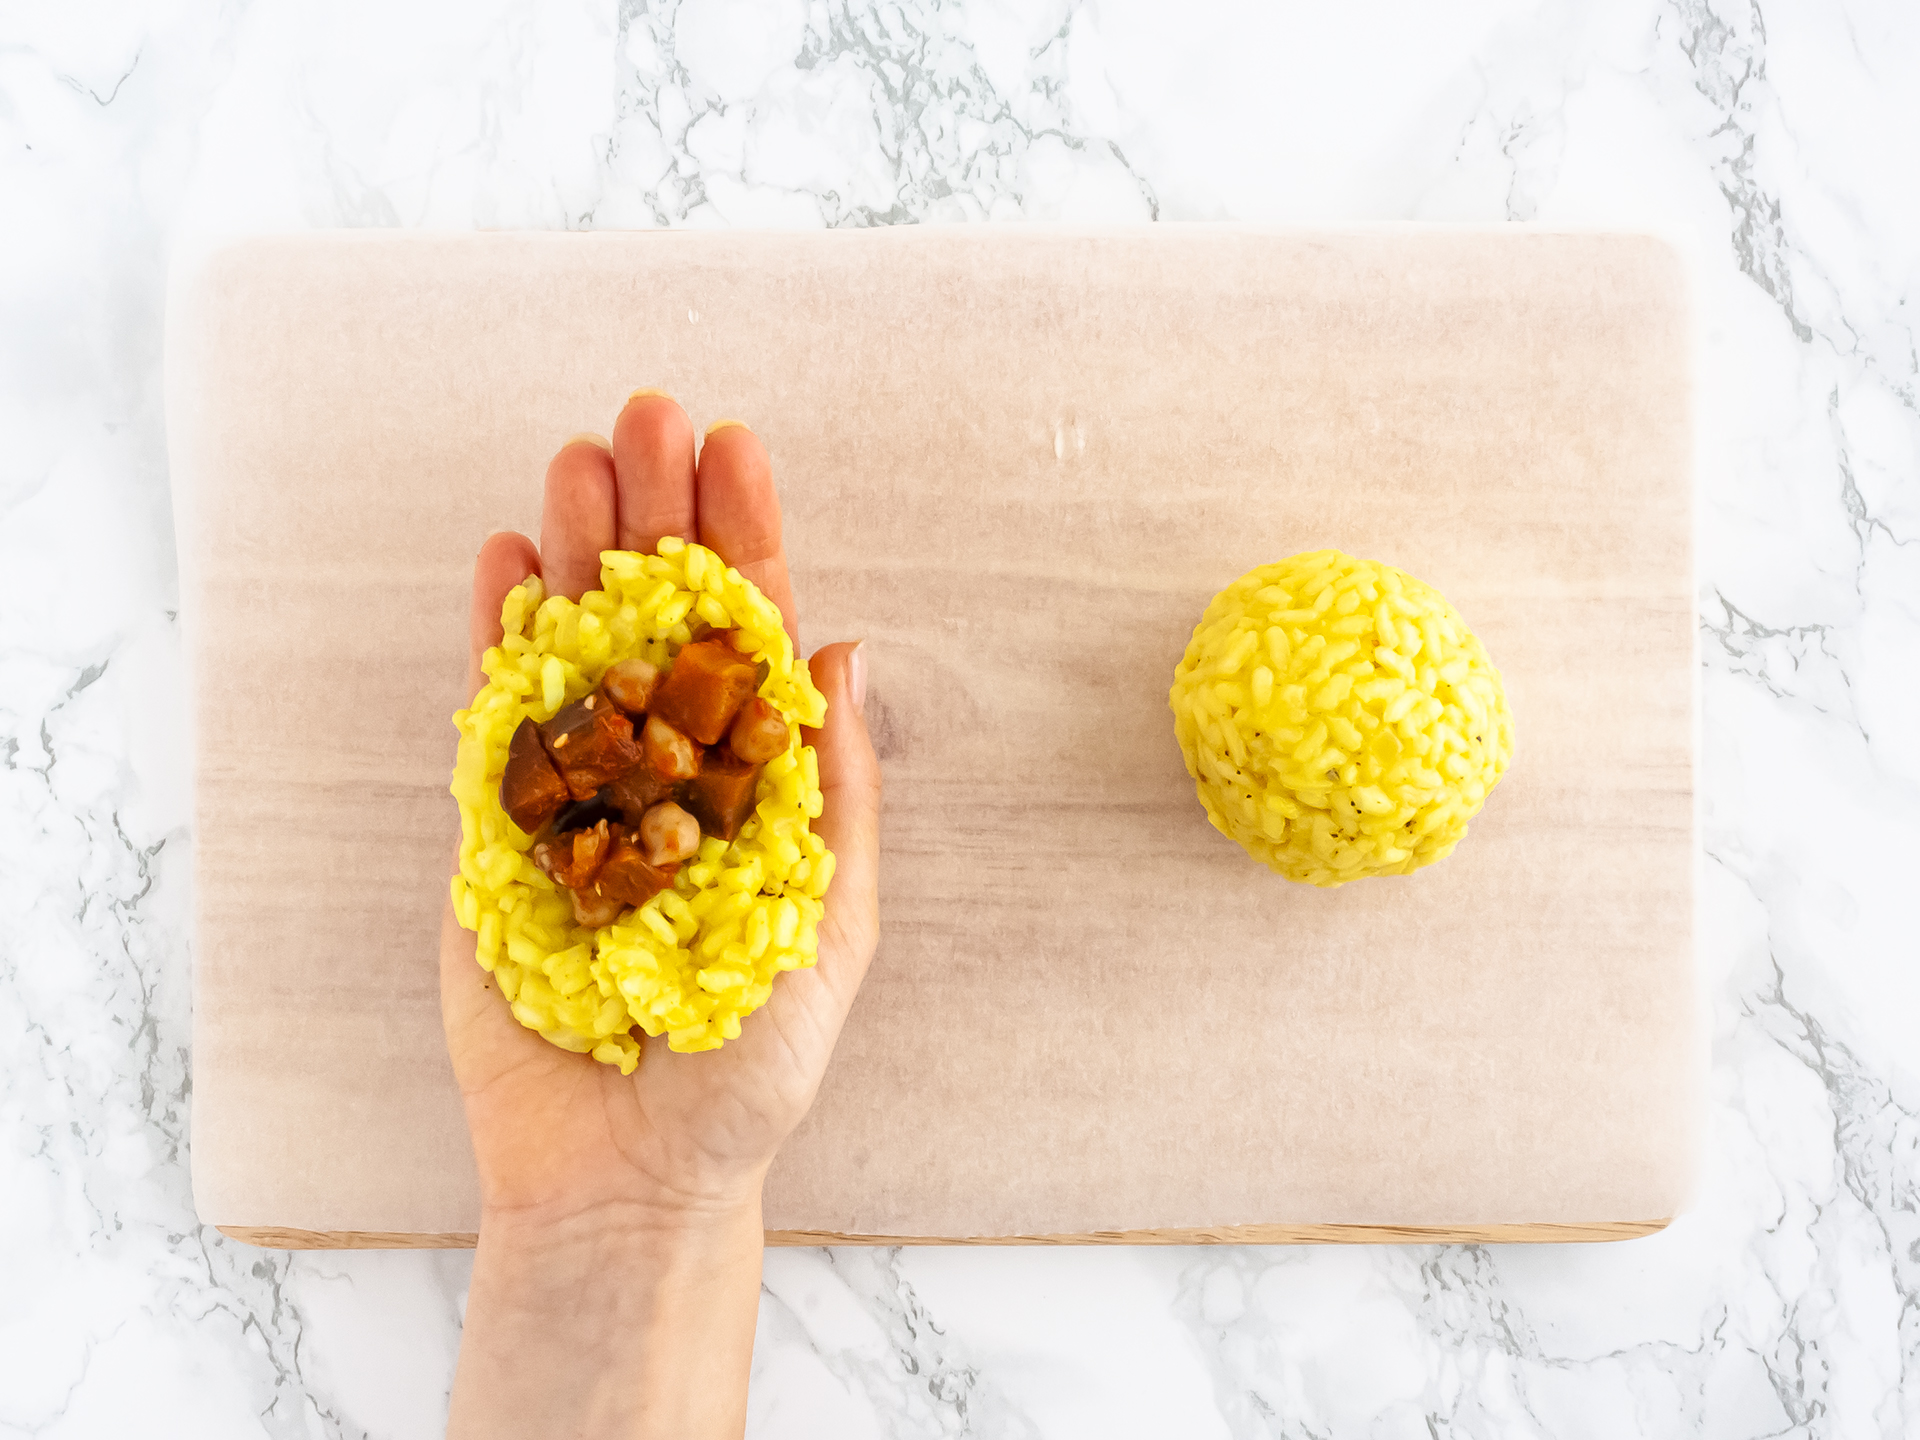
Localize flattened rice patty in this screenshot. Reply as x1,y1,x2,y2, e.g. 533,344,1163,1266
450,540,831,1070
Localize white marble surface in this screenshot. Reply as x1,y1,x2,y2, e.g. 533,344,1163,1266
2,0,1915,1434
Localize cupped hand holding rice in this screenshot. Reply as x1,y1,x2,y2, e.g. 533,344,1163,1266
440,401,880,1436
1170,550,1515,885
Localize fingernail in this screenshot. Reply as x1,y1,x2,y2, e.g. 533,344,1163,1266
564,431,611,449
847,641,867,717
704,418,750,438
627,387,675,403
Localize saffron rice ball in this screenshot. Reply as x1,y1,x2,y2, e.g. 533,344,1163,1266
1169,550,1514,886
450,540,831,1070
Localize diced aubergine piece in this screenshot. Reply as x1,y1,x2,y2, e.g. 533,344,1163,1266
642,713,702,781
727,696,791,764
500,717,569,833
551,788,622,835
600,657,661,716
681,749,763,841
595,828,682,907
650,640,760,745
607,766,675,827
539,694,600,752
532,819,614,892
540,692,643,800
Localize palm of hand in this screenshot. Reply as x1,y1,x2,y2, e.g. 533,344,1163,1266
440,398,879,1223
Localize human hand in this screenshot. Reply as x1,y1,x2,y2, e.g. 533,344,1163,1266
443,393,880,1439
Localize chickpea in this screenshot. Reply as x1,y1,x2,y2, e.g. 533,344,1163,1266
570,887,626,929
601,658,661,715
642,714,701,780
639,800,702,866
728,696,790,764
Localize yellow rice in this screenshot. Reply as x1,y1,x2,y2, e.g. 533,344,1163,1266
1169,551,1514,886
449,540,831,1071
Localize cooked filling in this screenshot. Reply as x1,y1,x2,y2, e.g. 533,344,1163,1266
497,631,790,927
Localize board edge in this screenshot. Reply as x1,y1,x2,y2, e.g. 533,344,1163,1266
217,1218,1671,1250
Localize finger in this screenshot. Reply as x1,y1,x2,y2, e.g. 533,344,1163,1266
467,530,541,701
796,641,879,1004
695,422,798,640
611,390,698,554
540,436,617,600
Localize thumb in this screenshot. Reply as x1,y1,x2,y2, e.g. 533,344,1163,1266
800,641,881,998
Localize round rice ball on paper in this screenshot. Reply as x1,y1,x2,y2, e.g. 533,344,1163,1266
1169,550,1514,886
449,539,832,1071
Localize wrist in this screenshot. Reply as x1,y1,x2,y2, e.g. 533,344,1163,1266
477,1155,770,1246
452,1186,767,1439
478,1183,765,1273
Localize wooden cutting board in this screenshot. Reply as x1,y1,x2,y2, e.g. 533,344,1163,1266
166,227,1695,1247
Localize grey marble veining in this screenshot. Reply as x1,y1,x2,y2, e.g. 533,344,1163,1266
2,1,1915,1435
